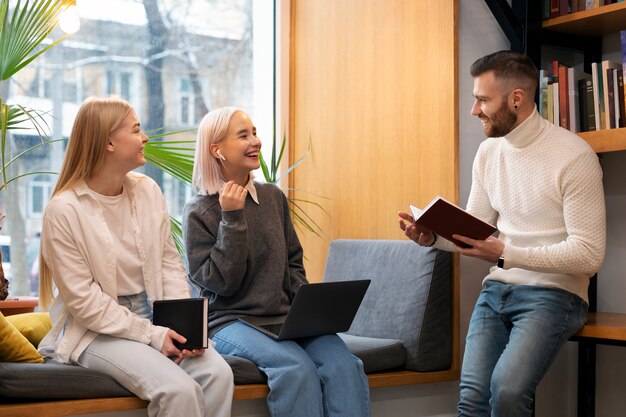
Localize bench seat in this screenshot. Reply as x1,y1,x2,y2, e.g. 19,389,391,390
0,239,458,416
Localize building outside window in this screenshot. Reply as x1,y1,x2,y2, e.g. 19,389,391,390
1,0,275,297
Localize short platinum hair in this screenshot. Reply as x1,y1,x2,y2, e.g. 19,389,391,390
192,106,243,195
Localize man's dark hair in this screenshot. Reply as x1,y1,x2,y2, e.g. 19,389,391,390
470,50,538,95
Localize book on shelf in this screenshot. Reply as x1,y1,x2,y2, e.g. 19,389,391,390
549,0,560,17
568,67,592,132
153,297,208,350
409,196,497,249
579,78,596,132
621,31,626,117
539,70,549,119
592,62,605,130
602,60,623,129
617,70,625,128
558,65,569,129
547,81,555,124
607,69,616,129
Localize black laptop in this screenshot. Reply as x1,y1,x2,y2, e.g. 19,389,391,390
238,279,371,340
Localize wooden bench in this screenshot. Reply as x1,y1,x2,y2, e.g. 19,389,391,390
0,369,459,417
570,312,626,417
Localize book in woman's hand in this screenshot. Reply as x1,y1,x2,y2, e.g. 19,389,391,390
153,297,208,350
409,196,497,248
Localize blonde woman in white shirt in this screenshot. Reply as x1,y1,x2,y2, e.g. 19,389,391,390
38,97,233,417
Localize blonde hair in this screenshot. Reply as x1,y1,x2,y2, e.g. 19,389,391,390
39,97,132,311
192,107,243,195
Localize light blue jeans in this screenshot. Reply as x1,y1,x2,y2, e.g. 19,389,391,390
458,280,588,417
77,293,234,417
213,321,371,417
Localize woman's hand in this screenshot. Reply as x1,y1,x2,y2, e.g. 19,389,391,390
160,329,205,364
398,211,436,246
219,180,247,211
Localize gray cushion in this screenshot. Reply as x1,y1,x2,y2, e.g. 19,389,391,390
223,355,266,384
324,239,452,372
0,355,266,400
0,358,133,400
339,333,406,373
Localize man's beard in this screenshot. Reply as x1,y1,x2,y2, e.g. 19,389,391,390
484,102,518,137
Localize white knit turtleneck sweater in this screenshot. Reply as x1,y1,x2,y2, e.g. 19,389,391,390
442,108,606,303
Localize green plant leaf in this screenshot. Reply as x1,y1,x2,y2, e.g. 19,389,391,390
170,216,185,256
0,0,71,81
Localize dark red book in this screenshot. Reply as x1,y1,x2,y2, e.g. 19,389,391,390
558,65,570,128
550,0,560,18
409,196,497,249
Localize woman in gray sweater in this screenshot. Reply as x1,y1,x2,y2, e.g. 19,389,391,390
183,107,370,417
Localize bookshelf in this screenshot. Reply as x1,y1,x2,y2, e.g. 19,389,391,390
542,4,626,154
542,2,626,37
539,4,626,417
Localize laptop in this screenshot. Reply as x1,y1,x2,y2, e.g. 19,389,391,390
238,279,371,340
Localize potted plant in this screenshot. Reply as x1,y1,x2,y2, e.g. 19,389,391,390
0,0,74,299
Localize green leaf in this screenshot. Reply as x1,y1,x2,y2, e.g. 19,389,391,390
0,0,71,81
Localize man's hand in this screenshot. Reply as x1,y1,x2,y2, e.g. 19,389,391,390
219,180,247,211
398,211,436,246
452,235,504,263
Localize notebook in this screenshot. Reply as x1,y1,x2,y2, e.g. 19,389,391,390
238,280,371,340
153,297,208,350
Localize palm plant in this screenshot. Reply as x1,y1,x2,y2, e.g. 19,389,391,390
0,0,73,195
0,0,73,298
144,129,326,254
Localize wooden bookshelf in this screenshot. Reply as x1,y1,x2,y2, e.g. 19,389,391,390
542,2,626,37
579,128,626,153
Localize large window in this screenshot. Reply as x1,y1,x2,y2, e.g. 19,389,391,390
1,0,276,297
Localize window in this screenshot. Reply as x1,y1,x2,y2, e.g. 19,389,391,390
179,79,195,126
3,0,277,297
106,70,133,101
28,175,54,217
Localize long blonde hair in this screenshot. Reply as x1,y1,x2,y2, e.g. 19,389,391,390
39,97,132,311
192,107,243,195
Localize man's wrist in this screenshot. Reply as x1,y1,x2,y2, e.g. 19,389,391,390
425,233,437,247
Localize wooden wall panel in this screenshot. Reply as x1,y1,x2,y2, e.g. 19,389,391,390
290,0,458,281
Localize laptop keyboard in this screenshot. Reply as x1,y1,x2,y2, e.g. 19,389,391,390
259,322,284,336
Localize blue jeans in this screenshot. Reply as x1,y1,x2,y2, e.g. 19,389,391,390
458,280,588,417
213,321,371,417
78,293,234,417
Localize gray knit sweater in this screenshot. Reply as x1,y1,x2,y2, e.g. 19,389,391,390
182,182,308,335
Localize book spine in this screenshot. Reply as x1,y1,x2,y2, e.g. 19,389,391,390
607,68,616,129
584,80,598,132
550,0,560,17
547,81,554,123
592,62,604,130
617,70,626,127
559,65,569,129
622,31,626,116
539,70,549,119
553,80,560,126
568,68,579,132
578,79,589,132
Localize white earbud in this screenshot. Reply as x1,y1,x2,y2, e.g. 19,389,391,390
216,150,226,161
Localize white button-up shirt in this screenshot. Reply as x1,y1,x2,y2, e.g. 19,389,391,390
39,172,189,363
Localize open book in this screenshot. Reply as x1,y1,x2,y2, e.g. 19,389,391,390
409,196,497,248
153,297,208,350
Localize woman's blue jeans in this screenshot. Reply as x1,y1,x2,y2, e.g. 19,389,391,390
458,280,588,417
213,321,371,417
